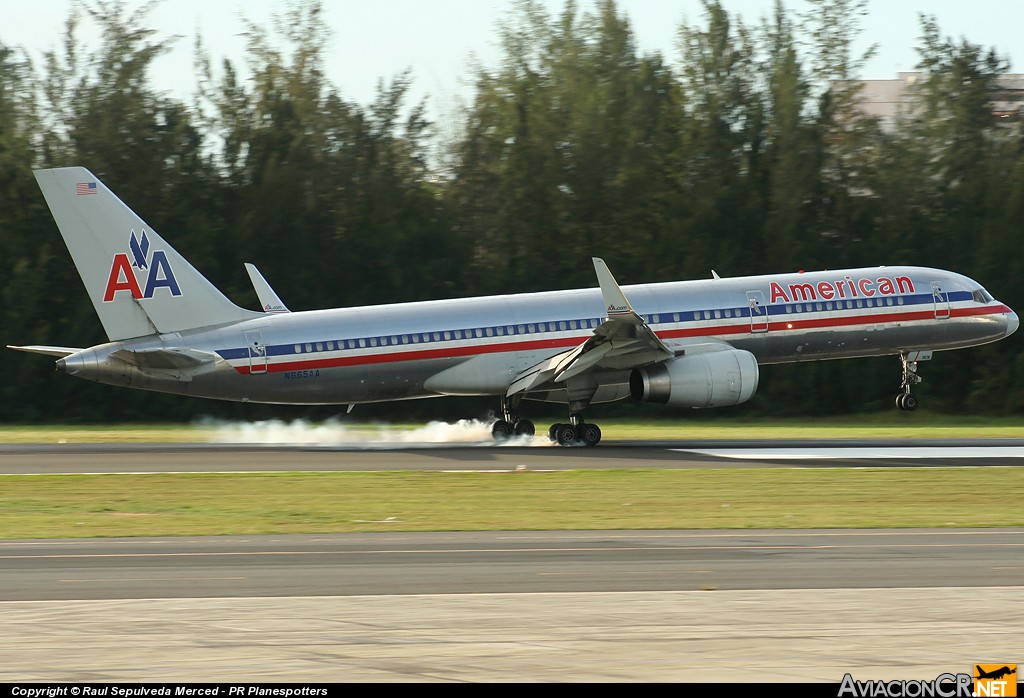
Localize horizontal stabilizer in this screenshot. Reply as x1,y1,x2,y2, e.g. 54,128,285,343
7,344,83,358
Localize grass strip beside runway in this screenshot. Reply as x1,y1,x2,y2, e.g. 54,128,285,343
1,468,1022,538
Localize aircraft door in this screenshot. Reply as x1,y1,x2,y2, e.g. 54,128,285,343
245,330,268,374
931,282,950,320
746,291,769,333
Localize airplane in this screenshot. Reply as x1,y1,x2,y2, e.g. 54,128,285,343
975,666,1016,681
8,166,1019,446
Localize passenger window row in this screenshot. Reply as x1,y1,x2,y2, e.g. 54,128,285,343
293,317,604,354
288,291,934,354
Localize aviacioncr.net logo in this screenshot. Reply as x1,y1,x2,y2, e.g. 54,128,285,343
974,665,1017,697
838,673,973,698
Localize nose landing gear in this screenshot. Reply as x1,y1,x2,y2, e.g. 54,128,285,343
895,352,923,411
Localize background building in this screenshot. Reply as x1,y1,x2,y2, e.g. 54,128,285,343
850,72,1024,131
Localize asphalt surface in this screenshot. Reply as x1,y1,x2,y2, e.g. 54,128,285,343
2,529,1023,601
3,438,1024,473
2,442,1022,682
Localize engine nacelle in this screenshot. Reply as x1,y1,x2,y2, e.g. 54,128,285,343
629,349,759,408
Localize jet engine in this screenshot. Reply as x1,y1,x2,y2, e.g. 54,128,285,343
629,349,759,408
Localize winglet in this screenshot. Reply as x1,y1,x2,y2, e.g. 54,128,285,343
245,263,290,313
593,257,634,318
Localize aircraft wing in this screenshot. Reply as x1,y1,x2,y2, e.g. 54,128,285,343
506,258,676,398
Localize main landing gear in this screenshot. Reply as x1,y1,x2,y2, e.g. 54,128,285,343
490,395,536,439
547,414,602,447
895,353,921,411
491,398,602,446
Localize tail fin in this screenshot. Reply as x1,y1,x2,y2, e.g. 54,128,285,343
34,167,259,340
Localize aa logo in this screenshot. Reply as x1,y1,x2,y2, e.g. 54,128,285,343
974,664,1017,697
103,230,181,302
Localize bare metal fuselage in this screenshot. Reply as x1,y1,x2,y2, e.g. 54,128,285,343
58,265,1016,407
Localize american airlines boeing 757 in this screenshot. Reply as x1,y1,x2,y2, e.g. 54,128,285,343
9,167,1019,445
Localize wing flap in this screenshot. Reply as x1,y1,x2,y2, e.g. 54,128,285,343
506,258,675,397
505,346,581,397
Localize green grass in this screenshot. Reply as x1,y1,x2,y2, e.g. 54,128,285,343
1,416,1023,442
2,468,1022,538
2,420,1020,539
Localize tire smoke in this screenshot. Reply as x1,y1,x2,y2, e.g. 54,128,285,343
201,417,553,448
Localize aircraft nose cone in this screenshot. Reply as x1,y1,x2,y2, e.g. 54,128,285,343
1007,310,1019,337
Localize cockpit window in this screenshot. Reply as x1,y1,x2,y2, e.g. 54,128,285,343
972,288,994,303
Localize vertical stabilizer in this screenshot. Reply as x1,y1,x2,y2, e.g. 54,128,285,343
34,167,260,340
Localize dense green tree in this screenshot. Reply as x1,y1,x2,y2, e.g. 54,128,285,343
674,0,764,278
757,1,819,273
799,0,883,269
892,16,1022,412
0,41,61,422
0,0,1022,421
199,1,463,310
449,0,686,291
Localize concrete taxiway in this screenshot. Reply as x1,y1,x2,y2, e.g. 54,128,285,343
1,530,1022,682
3,588,1022,682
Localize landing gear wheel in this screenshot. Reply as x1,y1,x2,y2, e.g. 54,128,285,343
555,423,579,446
896,393,919,411
896,353,924,411
548,423,562,442
579,423,602,447
496,395,531,439
491,420,513,440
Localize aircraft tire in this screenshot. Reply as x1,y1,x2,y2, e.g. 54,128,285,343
580,423,602,447
548,423,562,442
513,419,536,436
556,424,579,446
902,393,919,411
491,420,514,440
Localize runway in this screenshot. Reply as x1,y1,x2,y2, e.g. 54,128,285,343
2,442,1022,681
3,438,1024,474
3,529,1023,601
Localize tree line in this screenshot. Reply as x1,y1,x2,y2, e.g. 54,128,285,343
1,0,1022,423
